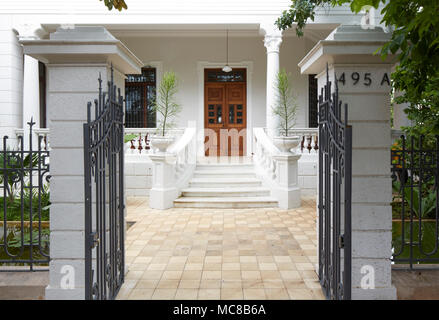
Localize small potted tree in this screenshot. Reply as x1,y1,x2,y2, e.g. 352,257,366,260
272,69,300,154
150,71,182,153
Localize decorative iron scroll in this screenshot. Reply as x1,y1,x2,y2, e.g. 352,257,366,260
0,120,50,270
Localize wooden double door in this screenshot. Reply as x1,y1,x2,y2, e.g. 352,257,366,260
204,69,247,156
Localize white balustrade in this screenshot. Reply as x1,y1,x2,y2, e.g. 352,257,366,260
254,127,302,209
264,127,319,154
15,128,50,151
149,126,197,209
124,128,185,155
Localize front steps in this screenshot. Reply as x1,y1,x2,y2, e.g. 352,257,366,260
174,163,278,208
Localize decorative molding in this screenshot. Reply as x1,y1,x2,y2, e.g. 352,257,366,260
259,22,283,54
263,34,283,54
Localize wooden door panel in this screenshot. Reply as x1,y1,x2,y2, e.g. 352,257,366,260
204,72,246,156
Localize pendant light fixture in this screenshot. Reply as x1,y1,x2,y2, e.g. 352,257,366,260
222,29,232,73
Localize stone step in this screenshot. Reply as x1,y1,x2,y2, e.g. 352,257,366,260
174,196,278,208
189,177,262,188
193,170,256,178
181,187,270,197
195,163,254,171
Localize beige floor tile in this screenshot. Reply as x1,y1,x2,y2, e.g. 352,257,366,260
311,289,326,300
185,263,203,271
136,279,159,289
198,289,221,300
240,256,257,263
157,279,180,289
221,288,243,300
240,263,259,271
128,289,154,300
259,263,278,271
151,289,177,300
125,271,144,280
179,280,200,289
260,270,282,280
241,271,261,280
162,271,183,280
242,280,264,289
202,271,222,280
284,280,308,289
222,280,242,289
147,263,167,271
243,288,266,300
142,270,164,280
222,270,241,280
205,256,222,263
265,288,290,300
222,263,241,271
204,263,221,271
181,271,202,280
280,270,302,280
200,280,222,289
166,263,186,271
287,289,314,300
175,289,198,300
263,280,284,289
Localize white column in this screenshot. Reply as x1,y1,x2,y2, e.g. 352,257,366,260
260,23,283,137
22,55,40,148
15,24,47,149
0,17,23,147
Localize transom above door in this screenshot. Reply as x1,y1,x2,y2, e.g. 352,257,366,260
204,68,247,156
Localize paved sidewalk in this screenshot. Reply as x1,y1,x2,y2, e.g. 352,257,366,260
117,197,324,300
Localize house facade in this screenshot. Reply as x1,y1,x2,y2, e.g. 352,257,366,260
0,0,404,300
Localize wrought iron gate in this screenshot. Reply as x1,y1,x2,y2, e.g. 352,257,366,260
83,68,125,300
318,67,352,300
391,135,439,268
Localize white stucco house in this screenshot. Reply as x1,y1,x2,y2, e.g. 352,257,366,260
0,0,408,300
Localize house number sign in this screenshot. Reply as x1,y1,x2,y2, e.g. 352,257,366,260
337,72,390,87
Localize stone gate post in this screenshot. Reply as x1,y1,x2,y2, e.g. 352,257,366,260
20,26,142,299
299,25,397,299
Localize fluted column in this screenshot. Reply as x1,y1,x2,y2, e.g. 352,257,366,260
260,23,283,138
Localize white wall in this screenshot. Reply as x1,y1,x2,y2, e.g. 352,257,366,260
0,17,22,146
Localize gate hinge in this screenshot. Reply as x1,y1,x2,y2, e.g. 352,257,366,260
89,232,100,249
338,234,345,249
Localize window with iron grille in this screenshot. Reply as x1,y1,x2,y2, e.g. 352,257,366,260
125,67,156,128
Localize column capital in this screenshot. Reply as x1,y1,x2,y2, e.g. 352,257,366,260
14,23,47,40
260,22,283,54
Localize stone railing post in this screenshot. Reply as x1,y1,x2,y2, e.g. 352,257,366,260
149,154,178,209
272,153,301,209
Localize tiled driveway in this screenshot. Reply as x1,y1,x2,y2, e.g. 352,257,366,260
116,197,324,300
